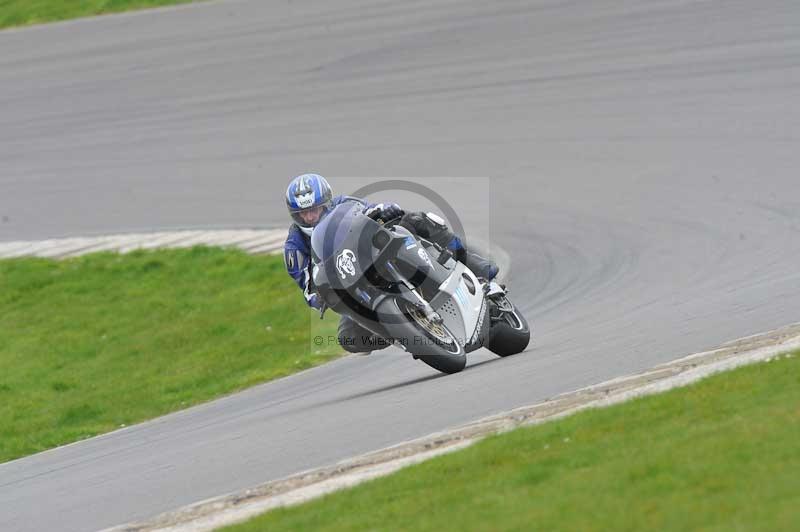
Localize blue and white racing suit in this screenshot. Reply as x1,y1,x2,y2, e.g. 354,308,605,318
283,195,368,310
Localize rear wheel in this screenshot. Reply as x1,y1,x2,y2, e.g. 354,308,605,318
486,297,530,357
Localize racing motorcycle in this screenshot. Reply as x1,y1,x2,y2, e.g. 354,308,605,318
311,200,530,374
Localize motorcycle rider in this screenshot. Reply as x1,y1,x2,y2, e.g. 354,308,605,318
283,173,498,353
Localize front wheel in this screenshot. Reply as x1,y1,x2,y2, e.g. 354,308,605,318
486,298,530,357
405,304,466,374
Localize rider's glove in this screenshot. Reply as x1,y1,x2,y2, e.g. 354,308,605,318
364,203,404,222
308,293,323,310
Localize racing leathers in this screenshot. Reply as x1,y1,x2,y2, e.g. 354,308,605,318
283,195,498,353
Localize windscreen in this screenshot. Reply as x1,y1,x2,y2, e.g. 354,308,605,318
310,200,383,291
311,201,363,262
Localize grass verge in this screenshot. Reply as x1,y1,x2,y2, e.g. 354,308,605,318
0,247,340,463
224,350,800,531
0,0,201,30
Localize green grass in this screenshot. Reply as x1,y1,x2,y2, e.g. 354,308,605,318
0,0,201,30
0,247,340,463
224,351,800,532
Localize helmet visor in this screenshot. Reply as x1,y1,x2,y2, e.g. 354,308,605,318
291,202,330,228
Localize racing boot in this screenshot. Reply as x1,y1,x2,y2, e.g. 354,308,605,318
464,249,499,281
447,235,499,281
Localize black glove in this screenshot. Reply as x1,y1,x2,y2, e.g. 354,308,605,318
363,203,404,222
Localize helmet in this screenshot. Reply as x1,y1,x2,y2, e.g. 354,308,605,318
286,173,333,236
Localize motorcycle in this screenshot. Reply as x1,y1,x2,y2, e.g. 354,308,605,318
311,200,530,374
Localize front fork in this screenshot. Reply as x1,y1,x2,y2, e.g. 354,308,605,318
383,260,443,324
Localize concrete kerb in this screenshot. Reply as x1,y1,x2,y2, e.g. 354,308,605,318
0,230,288,259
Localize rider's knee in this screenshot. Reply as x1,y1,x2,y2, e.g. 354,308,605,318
338,333,391,353
339,335,370,353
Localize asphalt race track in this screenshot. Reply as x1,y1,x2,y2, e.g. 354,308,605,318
2,1,800,530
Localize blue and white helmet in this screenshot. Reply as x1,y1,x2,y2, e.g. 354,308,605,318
286,173,333,235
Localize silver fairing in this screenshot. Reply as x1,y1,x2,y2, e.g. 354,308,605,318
433,263,488,351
